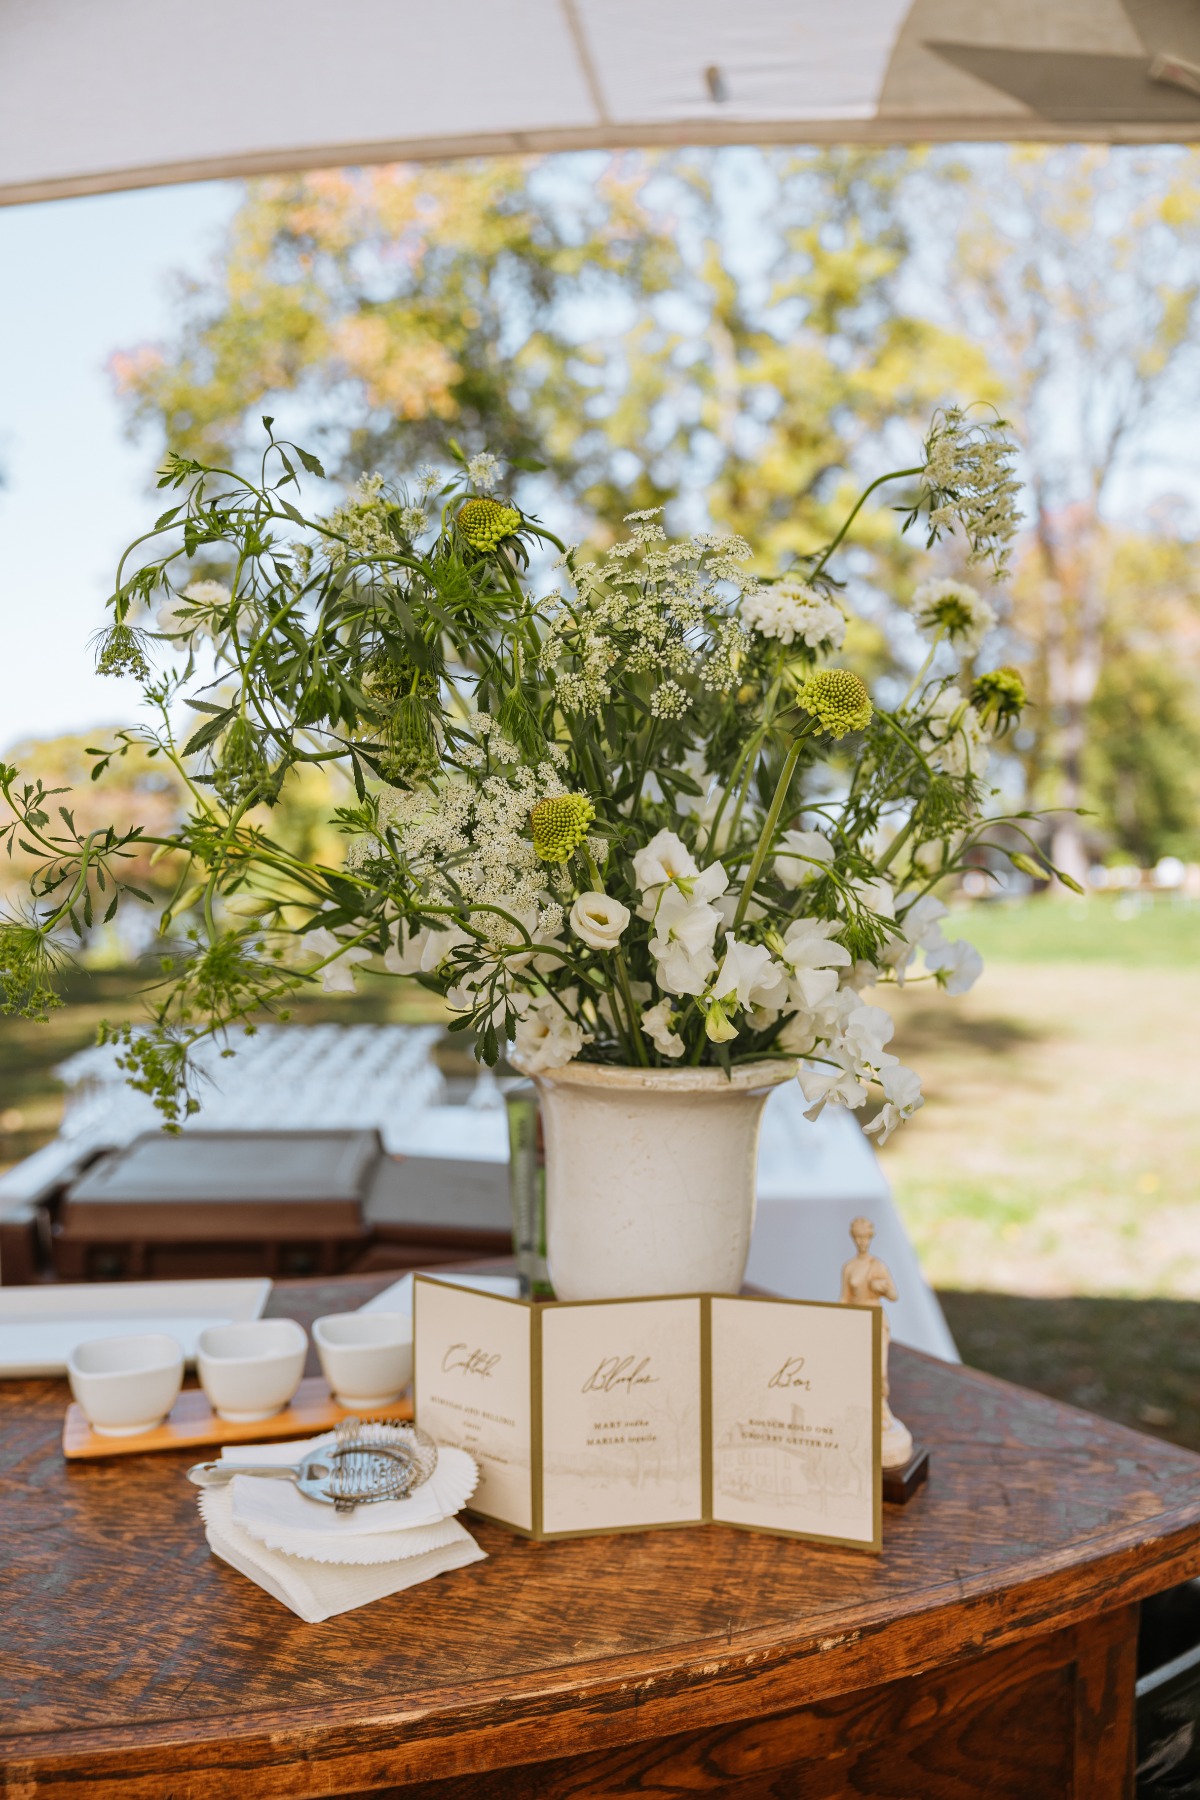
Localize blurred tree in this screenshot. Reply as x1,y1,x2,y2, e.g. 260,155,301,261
110,150,989,584
938,146,1200,878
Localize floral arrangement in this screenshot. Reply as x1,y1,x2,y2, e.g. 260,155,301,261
0,408,1071,1134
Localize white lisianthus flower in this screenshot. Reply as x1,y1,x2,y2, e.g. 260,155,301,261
774,829,835,889
863,1064,925,1144
924,935,984,995
301,927,372,994
912,579,996,655
569,891,631,952
512,990,588,1073
418,924,472,974
742,582,847,651
711,934,788,1012
634,829,698,897
641,998,685,1059
921,686,990,778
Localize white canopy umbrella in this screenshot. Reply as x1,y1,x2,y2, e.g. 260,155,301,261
4,0,1200,206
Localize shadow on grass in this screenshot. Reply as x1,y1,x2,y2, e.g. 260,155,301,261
895,1006,1047,1055
939,1291,1200,1457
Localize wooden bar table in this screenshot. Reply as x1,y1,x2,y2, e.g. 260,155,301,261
3,1270,1200,1799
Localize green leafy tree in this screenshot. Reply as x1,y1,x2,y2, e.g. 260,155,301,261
936,145,1200,876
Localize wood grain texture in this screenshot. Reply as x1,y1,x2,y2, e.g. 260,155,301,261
2,1270,1197,1799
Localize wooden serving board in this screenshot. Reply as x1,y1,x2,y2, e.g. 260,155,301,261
62,1376,413,1460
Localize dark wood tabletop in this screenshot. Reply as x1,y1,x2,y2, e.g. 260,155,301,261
3,1270,1200,1800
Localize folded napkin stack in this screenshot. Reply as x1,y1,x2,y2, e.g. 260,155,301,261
199,1434,485,1622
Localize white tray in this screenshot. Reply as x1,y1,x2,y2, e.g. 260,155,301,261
0,1277,272,1376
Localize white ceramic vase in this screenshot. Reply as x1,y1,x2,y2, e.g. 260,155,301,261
524,1059,797,1301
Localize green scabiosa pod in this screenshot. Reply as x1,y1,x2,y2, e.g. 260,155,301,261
530,793,595,863
457,497,521,552
970,666,1027,736
798,668,873,739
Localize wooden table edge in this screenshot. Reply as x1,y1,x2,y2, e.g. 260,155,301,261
5,1505,1200,1796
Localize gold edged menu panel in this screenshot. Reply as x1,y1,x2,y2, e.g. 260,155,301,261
412,1277,881,1550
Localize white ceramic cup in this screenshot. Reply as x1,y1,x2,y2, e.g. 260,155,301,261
67,1333,184,1437
313,1312,413,1409
196,1318,308,1422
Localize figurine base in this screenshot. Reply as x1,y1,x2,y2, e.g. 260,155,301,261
882,1445,930,1506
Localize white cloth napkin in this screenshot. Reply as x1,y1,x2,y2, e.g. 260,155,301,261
198,1434,485,1622
223,1435,479,1548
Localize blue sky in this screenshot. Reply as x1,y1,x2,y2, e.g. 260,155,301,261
0,181,240,750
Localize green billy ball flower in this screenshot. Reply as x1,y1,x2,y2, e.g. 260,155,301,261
530,793,595,863
970,666,1026,736
457,497,521,552
798,668,873,739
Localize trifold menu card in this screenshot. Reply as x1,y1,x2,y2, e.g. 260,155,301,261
413,1277,881,1549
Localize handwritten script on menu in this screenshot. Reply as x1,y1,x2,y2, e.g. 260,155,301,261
413,1280,878,1547
441,1344,502,1379
581,1354,659,1396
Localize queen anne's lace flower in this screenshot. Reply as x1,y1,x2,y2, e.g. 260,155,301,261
916,406,1023,578
742,582,846,651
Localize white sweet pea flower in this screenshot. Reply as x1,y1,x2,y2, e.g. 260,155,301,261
703,998,740,1043
641,998,686,1059
781,916,853,971
863,1064,925,1144
649,886,722,996
711,934,788,1012
924,935,984,995
512,990,589,1073
841,1002,896,1069
384,922,428,975
774,829,835,889
899,893,949,950
301,927,372,994
569,891,630,952
848,876,896,921
882,892,949,983
787,966,842,1013
634,829,698,896
418,924,472,973
798,1057,870,1117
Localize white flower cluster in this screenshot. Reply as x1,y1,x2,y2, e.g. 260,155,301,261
466,452,501,493
323,474,397,564
920,407,1023,578
741,581,846,652
880,892,984,998
538,517,754,718
911,579,996,655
